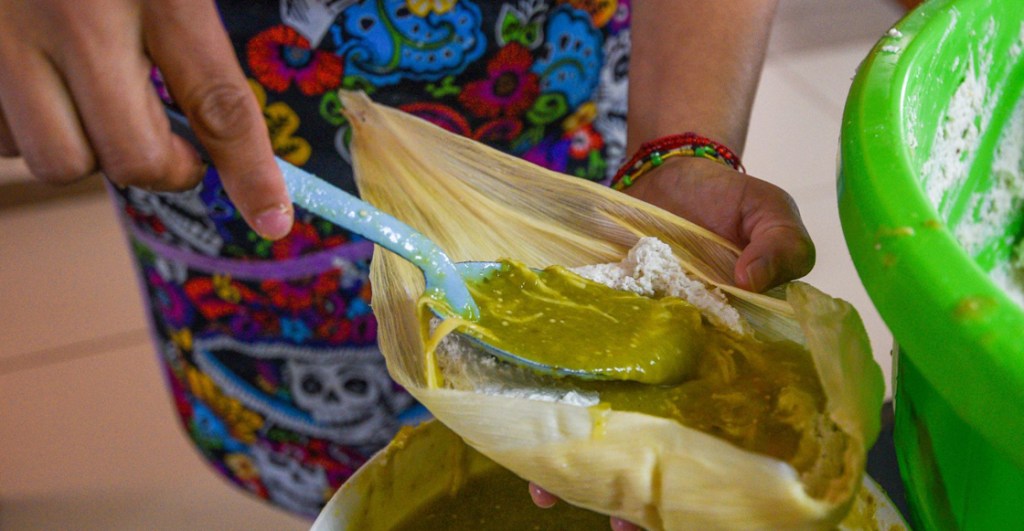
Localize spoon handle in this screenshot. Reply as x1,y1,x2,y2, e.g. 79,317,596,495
164,107,479,319
281,162,479,318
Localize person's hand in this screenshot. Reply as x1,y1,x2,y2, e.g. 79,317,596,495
529,482,643,531
0,0,293,239
524,159,812,529
624,157,815,292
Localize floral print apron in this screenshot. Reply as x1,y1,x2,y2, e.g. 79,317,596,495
113,0,631,517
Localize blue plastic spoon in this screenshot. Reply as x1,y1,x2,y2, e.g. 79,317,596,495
164,108,609,380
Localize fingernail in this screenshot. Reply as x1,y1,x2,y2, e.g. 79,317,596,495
529,483,557,509
254,204,293,240
610,517,642,531
745,257,773,292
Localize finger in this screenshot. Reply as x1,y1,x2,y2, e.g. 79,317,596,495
54,15,203,192
528,482,558,509
734,190,815,292
530,483,641,530
0,104,19,157
735,224,814,292
143,0,293,240
0,45,95,182
610,516,643,531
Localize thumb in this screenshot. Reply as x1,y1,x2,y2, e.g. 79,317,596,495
734,220,815,293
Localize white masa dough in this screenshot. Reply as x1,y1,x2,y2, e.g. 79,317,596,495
921,25,1024,308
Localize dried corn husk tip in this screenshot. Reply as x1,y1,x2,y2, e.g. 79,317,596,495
340,90,885,530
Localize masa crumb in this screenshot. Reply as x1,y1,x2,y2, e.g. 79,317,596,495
921,55,990,209
954,95,1024,256
571,237,752,336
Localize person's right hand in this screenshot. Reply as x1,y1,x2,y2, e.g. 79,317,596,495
0,0,293,240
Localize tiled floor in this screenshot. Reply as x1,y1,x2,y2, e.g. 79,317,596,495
0,1,906,529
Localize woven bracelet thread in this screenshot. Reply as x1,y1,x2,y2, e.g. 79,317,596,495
611,133,745,190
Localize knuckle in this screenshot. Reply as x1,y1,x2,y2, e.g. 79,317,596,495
102,144,171,188
26,150,95,184
187,82,259,142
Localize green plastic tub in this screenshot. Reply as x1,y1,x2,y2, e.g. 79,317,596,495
839,0,1024,528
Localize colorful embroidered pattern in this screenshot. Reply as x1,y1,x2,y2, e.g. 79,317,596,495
334,0,487,86
459,43,540,119
247,25,344,96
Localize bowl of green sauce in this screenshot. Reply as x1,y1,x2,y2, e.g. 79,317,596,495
311,420,904,530
310,420,612,530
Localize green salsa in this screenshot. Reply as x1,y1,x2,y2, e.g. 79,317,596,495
433,260,705,385
392,465,610,530
422,258,828,473
581,335,826,472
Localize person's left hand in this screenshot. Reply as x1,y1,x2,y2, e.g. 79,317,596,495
622,156,815,292
525,158,814,529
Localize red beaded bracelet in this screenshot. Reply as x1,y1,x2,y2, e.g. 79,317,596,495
611,133,746,190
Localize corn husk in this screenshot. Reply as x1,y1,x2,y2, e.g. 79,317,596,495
340,90,885,530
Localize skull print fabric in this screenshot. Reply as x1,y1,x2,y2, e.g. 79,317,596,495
117,0,630,518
